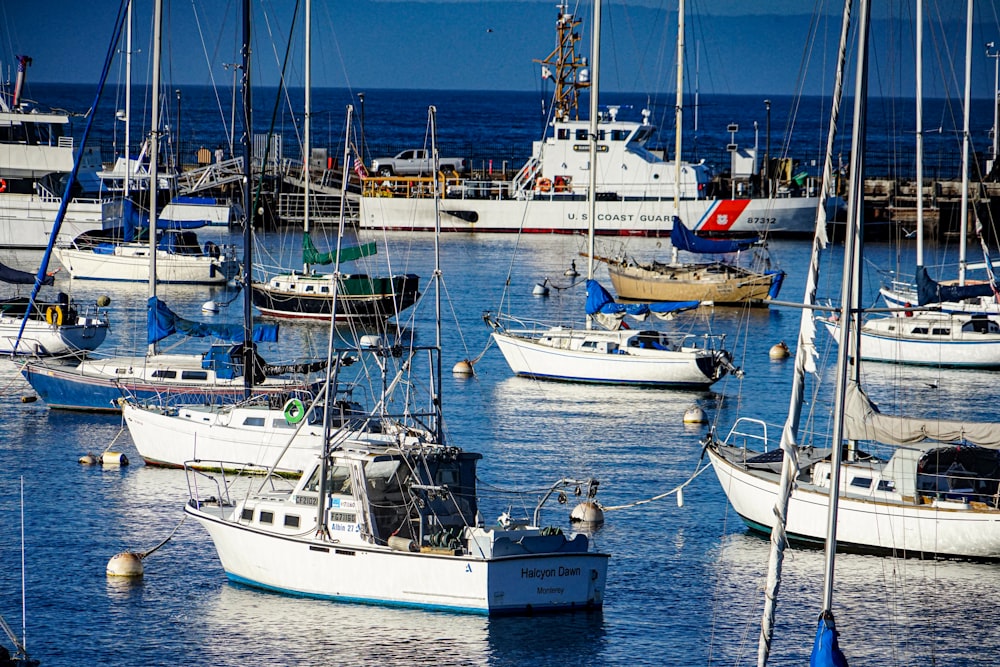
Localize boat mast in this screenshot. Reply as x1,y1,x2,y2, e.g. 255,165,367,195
302,0,312,275
756,0,854,664
915,0,924,269
958,0,973,285
671,0,684,263
536,1,589,122
123,0,132,199
240,0,254,394
430,105,443,442
146,0,163,358
585,0,601,333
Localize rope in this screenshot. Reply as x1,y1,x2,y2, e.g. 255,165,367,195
601,462,712,511
138,514,187,560
102,426,130,455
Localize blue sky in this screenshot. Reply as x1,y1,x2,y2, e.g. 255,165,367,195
0,0,997,99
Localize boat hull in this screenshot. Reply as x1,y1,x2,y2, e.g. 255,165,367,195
0,192,103,249
707,445,1000,559
23,357,318,412
819,317,1000,368
491,330,719,387
251,274,420,322
359,193,821,236
54,246,238,284
189,507,608,614
606,262,777,304
0,315,108,356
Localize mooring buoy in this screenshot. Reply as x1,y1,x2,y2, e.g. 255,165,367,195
769,341,791,359
452,359,475,376
683,406,708,424
107,551,144,578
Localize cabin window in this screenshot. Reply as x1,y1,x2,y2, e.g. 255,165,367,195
242,417,265,427
152,370,177,379
581,341,598,350
303,464,352,495
284,515,300,528
575,129,589,141
321,286,330,294
931,328,950,336
181,371,208,381
305,285,315,293
849,477,872,489
611,129,629,141
557,128,570,140
887,325,895,332
911,327,928,334
259,511,274,524
877,480,895,492
241,508,253,520
115,368,129,375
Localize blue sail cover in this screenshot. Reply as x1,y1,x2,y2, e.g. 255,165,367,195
0,262,53,286
916,265,997,306
585,279,699,316
671,217,758,254
810,614,849,667
147,296,276,345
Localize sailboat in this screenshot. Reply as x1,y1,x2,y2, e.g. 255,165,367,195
249,26,418,324
818,0,1000,368
708,2,1000,663
20,0,320,412
169,95,609,614
485,0,739,388
596,3,784,306
0,260,108,356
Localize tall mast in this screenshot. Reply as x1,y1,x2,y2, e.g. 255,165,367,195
146,0,163,357
915,0,924,268
123,0,132,198
302,0,312,274
958,0,973,285
240,0,253,393
585,0,601,334
673,0,685,218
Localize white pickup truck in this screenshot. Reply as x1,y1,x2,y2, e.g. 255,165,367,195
371,149,468,176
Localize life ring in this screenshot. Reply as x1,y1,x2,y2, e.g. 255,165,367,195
283,398,306,424
536,177,552,193
0,179,7,193
45,305,63,327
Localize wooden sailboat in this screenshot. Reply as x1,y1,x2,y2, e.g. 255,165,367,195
597,1,784,306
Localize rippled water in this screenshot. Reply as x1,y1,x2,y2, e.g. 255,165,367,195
0,229,998,666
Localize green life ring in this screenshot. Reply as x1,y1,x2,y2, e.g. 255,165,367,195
283,398,306,424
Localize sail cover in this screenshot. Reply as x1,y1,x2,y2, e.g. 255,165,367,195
585,279,698,317
303,232,377,266
670,218,758,254
916,266,997,306
844,381,1000,449
0,262,53,286
147,296,277,345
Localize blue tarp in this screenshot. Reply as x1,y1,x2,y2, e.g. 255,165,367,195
916,265,997,306
810,613,849,667
671,217,759,254
147,296,277,345
585,279,699,317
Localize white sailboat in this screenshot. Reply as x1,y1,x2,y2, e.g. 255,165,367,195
486,0,739,389
821,0,1000,368
708,3,1000,663
168,94,610,615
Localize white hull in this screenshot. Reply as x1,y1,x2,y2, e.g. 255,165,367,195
189,504,608,614
359,193,822,236
491,328,722,387
123,402,325,474
820,315,1000,367
161,200,232,226
55,245,235,284
0,192,103,249
0,314,107,356
707,445,1000,559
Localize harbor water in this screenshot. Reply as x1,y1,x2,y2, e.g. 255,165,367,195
1,227,999,666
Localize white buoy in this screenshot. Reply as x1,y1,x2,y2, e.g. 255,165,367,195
452,359,475,376
769,341,790,359
564,260,579,277
570,501,605,525
683,406,708,424
676,487,684,508
107,551,144,578
532,280,550,297
201,300,219,314
79,453,99,466
102,451,129,467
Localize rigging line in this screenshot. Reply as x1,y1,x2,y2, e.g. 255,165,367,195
102,426,130,456
188,0,231,143
601,461,712,511
137,513,187,559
